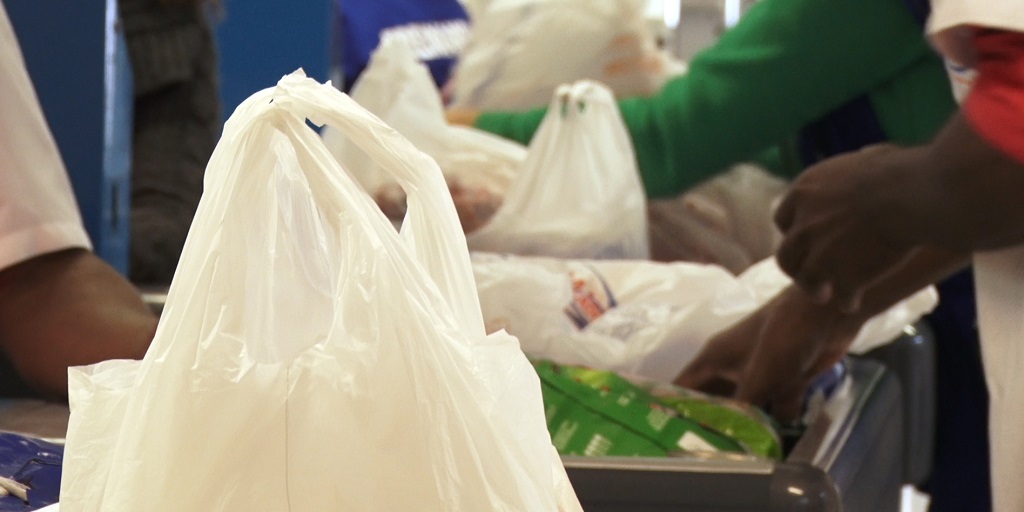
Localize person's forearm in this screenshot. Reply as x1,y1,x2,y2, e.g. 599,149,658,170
769,246,966,333
812,246,971,337
880,29,1024,252
876,113,1024,252
0,249,156,399
852,246,970,319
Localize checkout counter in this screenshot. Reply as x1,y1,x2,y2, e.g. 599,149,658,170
566,358,902,512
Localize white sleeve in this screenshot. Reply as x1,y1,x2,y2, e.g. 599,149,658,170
929,0,1024,35
0,1,92,272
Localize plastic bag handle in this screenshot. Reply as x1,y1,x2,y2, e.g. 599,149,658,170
153,73,486,364
550,80,614,121
270,73,485,335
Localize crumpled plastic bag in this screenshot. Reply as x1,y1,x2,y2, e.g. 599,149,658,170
472,253,938,382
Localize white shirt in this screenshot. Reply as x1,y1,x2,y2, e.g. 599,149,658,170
0,1,91,271
926,2,1024,511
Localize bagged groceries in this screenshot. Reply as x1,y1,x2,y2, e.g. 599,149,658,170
323,38,526,227
648,164,789,273
535,360,782,459
328,43,647,259
473,253,939,382
449,0,674,110
468,81,650,259
58,72,581,512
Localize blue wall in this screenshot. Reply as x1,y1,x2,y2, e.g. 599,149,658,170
215,0,334,124
6,0,133,274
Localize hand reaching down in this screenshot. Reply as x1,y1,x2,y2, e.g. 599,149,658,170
675,285,863,423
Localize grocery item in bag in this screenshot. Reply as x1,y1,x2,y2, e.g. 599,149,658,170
57,71,581,512
648,164,789,274
324,38,525,232
535,360,751,457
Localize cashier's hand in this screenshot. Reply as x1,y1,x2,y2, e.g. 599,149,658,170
675,286,862,422
445,108,481,127
774,145,914,313
375,180,501,234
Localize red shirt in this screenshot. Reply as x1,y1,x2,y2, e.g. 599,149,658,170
963,29,1024,164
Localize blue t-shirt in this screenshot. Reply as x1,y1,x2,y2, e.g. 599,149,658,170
337,0,470,91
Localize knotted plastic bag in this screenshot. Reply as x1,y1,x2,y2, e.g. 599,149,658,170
58,71,581,512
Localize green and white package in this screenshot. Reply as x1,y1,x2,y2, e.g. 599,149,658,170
638,380,783,459
534,360,746,457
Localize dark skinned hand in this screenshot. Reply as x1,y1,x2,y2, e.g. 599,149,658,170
774,144,916,313
675,285,863,423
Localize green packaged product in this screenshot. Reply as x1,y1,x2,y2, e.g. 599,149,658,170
534,360,746,457
637,380,783,459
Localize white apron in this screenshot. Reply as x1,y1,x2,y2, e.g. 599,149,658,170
929,1,1024,510
975,249,1024,512
0,1,91,271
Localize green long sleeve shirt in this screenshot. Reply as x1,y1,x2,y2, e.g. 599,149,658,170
474,0,956,199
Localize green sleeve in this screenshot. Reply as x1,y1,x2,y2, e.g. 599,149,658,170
476,108,547,147
476,0,939,199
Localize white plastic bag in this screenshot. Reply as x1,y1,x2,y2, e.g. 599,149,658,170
468,81,650,259
59,71,581,512
472,253,939,382
324,38,525,201
450,0,673,110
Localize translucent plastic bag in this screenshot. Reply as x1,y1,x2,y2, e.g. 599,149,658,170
323,39,525,207
467,81,650,259
472,253,939,382
58,71,581,512
449,0,672,110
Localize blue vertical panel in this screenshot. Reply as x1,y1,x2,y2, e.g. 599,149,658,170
215,0,333,124
6,0,134,274
101,2,135,274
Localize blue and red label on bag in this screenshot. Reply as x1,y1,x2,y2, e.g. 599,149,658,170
563,265,618,329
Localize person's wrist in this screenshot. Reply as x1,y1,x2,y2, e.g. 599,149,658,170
872,143,966,250
778,285,866,339
860,145,935,250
